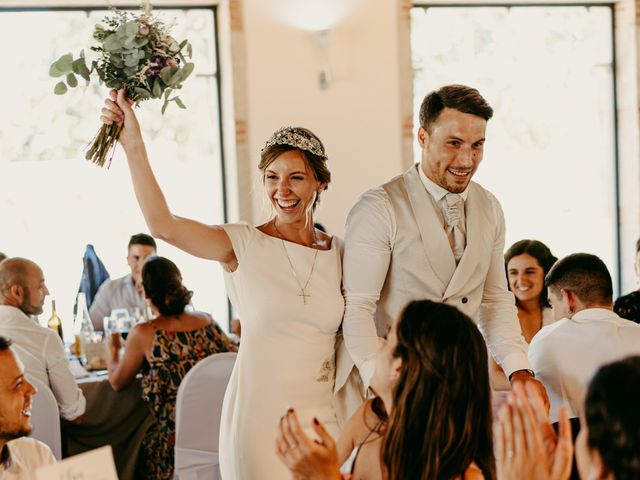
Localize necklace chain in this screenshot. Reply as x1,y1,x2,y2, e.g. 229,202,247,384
273,220,319,305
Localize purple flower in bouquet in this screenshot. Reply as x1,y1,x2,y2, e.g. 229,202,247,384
48,4,194,167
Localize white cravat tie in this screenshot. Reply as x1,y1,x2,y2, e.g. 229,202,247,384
444,193,466,263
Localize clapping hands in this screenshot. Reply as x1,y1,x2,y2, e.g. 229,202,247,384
496,382,573,480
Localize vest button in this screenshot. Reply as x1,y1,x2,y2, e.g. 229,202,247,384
461,297,468,304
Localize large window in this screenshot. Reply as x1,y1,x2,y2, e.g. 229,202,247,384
411,5,619,289
1,7,229,335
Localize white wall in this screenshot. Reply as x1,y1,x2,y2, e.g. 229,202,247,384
238,0,407,235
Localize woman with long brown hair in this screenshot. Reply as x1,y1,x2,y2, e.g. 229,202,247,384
276,299,495,480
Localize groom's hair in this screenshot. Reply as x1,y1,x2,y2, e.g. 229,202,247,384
419,84,493,133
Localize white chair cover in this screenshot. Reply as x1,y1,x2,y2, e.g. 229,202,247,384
174,352,236,480
28,376,62,460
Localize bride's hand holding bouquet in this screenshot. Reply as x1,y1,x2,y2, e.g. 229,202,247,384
100,89,142,152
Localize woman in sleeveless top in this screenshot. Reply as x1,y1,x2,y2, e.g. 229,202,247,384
100,92,362,478
277,300,496,480
107,256,233,480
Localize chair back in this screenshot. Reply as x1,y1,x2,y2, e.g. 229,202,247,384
174,352,236,480
28,376,62,460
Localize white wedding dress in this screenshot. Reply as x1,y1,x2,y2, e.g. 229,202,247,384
219,223,344,479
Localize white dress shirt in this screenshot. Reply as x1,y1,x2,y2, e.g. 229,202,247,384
0,306,86,421
529,308,640,423
0,438,56,479
89,274,146,330
343,166,529,386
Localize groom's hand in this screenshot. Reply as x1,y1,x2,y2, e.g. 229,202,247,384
510,370,550,412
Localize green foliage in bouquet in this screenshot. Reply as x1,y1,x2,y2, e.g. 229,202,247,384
49,6,194,167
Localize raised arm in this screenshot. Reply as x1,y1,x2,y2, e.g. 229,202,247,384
100,89,235,265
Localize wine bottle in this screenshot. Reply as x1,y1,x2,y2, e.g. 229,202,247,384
47,299,64,340
73,292,94,358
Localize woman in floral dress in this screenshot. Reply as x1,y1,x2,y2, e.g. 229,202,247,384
107,256,234,479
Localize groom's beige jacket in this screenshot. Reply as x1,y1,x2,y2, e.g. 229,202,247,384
343,164,530,385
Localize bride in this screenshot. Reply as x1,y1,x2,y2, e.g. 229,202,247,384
100,89,362,479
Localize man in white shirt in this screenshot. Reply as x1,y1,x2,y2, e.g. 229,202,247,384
0,258,85,421
343,84,545,398
530,253,640,423
0,335,56,478
89,233,156,330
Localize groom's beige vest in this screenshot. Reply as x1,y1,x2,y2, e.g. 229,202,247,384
375,164,500,334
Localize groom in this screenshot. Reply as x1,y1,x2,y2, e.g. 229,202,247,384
342,84,547,401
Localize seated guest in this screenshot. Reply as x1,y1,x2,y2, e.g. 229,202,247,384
614,237,640,323
491,240,558,390
0,258,86,421
529,253,640,424
89,233,157,330
107,256,234,480
276,300,494,480
0,335,57,476
496,356,640,480
505,240,558,342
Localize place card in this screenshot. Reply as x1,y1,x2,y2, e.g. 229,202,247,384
36,445,118,480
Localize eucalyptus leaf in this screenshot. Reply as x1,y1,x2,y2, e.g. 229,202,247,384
163,88,172,100
160,66,179,84
161,97,169,115
124,66,138,76
134,37,149,48
58,54,74,72
125,20,139,38
187,43,193,59
169,69,185,86
103,34,122,52
66,73,78,88
49,63,64,78
136,49,146,60
116,23,128,38
77,61,91,82
111,56,124,69
54,81,68,95
152,78,162,98
179,39,188,49
181,63,195,81
173,97,186,109
124,55,138,68
123,36,136,49
134,87,151,100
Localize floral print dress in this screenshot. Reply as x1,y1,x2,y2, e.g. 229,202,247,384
141,322,232,480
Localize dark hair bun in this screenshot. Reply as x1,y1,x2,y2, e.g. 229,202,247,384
142,257,193,317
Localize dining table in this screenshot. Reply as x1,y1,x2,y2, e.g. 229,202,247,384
62,361,154,480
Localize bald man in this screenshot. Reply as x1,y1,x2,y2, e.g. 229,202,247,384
0,258,85,421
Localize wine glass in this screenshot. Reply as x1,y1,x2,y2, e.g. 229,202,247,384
110,308,132,340
103,315,119,336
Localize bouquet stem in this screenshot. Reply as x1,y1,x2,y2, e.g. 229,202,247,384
85,122,122,168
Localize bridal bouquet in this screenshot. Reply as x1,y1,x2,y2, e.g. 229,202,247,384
49,4,194,167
